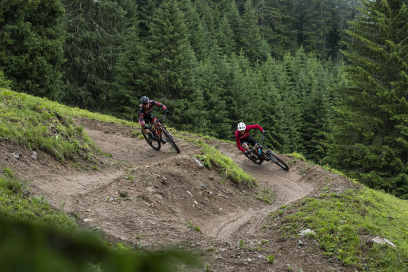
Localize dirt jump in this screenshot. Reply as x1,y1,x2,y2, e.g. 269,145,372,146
0,117,357,272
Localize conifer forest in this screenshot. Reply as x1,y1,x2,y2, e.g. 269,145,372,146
1,0,408,199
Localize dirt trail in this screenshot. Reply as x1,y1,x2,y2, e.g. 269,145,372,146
0,118,356,272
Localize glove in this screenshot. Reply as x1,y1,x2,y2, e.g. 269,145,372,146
143,125,149,129
165,109,170,115
245,150,251,155
262,130,267,135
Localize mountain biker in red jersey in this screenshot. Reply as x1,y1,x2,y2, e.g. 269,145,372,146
235,122,267,158
138,96,170,143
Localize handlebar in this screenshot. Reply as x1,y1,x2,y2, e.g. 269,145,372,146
146,114,167,128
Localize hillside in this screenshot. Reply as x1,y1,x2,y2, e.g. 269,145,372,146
1,89,408,271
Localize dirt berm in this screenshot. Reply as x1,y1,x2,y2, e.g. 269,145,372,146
0,117,357,272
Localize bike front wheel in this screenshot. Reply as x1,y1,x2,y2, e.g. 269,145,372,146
265,149,289,171
142,127,161,150
162,127,180,153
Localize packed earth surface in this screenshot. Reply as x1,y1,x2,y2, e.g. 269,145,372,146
0,117,359,272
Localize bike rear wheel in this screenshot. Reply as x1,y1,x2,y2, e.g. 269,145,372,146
162,127,180,153
265,149,289,171
142,127,161,150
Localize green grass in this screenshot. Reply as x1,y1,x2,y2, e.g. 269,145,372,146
0,89,100,161
287,152,306,162
256,187,275,203
279,187,408,271
0,167,76,231
176,135,258,186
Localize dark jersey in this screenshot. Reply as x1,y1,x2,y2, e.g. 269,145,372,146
138,100,167,127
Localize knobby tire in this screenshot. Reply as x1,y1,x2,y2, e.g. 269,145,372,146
266,150,289,171
142,127,161,150
162,127,180,153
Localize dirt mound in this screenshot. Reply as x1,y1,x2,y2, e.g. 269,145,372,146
0,118,357,271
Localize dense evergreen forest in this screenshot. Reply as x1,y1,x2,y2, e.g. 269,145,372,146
1,0,408,199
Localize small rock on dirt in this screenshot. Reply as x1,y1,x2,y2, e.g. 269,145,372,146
300,229,315,236
200,183,206,190
12,152,20,159
31,151,37,159
154,194,163,200
83,218,92,222
371,237,397,248
193,158,204,167
299,240,307,246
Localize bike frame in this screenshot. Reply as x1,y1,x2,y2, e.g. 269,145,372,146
146,114,167,139
254,135,282,165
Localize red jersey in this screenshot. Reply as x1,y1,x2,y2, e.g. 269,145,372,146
235,124,264,152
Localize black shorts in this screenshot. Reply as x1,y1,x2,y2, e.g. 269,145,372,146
143,113,156,124
241,135,257,147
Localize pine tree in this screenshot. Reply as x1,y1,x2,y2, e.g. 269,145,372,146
62,0,137,111
136,0,162,38
110,26,148,121
257,57,286,151
242,0,267,63
193,0,215,34
215,15,236,56
222,54,261,140
179,0,208,60
257,0,298,59
328,0,408,198
227,0,246,54
147,0,206,133
302,64,330,162
0,0,65,98
198,54,230,138
280,53,303,153
303,0,333,59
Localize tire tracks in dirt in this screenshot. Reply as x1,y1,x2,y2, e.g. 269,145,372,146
3,118,356,271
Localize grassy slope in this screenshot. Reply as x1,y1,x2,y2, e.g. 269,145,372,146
0,89,200,271
0,88,100,161
0,88,256,185
0,167,76,230
2,89,408,271
273,153,408,271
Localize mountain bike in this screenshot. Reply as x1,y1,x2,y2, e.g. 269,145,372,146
244,135,289,171
141,114,180,153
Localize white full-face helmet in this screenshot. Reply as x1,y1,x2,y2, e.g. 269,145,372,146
237,122,246,131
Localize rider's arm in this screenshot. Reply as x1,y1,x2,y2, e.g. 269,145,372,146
235,131,246,152
138,110,145,127
151,100,167,110
246,124,264,132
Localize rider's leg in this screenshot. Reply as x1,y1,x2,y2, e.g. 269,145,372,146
152,118,166,144
242,142,255,158
143,115,155,138
242,143,250,152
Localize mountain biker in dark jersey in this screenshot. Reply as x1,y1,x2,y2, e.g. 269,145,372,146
235,122,267,159
138,96,170,143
